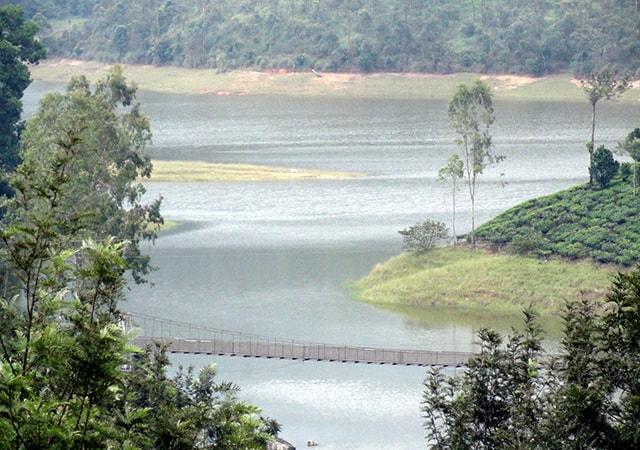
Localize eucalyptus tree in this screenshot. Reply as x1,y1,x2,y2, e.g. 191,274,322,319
581,70,631,187
0,5,46,196
20,65,163,282
447,79,501,247
438,153,464,245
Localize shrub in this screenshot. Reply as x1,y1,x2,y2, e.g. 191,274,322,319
590,146,619,189
399,219,449,252
510,228,547,255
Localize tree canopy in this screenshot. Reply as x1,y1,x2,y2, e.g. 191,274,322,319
13,0,640,76
0,67,281,449
423,272,640,449
0,5,46,195
19,65,162,282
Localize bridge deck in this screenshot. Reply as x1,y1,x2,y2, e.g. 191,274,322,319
133,336,473,367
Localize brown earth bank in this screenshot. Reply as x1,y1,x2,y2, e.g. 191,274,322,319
30,58,640,101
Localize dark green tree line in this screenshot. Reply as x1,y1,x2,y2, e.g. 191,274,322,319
14,0,640,76
423,272,640,449
0,5,46,196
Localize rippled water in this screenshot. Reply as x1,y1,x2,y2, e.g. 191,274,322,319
24,83,640,448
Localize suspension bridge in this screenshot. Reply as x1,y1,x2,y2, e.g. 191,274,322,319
123,312,475,367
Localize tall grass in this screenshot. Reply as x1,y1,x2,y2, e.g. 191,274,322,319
353,246,615,315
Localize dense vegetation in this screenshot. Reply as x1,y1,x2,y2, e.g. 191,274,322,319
0,13,281,443
0,5,46,195
475,169,640,266
424,291,640,449
13,0,640,76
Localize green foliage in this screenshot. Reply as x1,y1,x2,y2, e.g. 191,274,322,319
475,175,640,266
0,68,279,449
591,146,619,189
423,279,640,448
0,5,46,195
20,66,162,282
18,0,640,76
448,79,501,246
422,307,548,448
582,70,631,186
399,219,449,252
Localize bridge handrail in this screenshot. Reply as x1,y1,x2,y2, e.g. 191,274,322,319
124,311,473,356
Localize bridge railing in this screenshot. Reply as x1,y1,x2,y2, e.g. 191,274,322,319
125,312,475,367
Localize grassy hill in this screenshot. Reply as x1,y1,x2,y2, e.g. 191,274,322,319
355,175,640,314
475,175,640,266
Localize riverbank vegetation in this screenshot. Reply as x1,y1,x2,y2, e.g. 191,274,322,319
20,0,640,77
357,171,640,314
354,246,613,314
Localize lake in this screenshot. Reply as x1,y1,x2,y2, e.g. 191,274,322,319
24,83,640,449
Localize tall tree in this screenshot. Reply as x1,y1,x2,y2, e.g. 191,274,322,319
581,70,631,187
438,153,464,245
422,307,547,449
19,66,163,282
447,79,501,247
0,5,46,196
0,69,281,449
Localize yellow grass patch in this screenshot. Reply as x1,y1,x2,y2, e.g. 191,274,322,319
146,160,364,182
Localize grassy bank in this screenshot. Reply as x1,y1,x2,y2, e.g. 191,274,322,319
29,59,640,101
353,246,615,315
146,160,363,182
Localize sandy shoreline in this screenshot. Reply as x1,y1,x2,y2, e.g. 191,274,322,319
28,58,618,101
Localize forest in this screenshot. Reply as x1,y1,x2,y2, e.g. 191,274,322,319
11,0,640,76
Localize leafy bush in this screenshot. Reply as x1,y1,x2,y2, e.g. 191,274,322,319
399,219,449,252
590,145,619,189
511,229,547,255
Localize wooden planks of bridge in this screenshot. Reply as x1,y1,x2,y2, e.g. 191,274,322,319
133,336,474,367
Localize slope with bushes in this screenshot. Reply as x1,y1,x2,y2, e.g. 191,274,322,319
475,174,640,266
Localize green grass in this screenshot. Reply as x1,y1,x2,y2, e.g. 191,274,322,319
353,246,615,315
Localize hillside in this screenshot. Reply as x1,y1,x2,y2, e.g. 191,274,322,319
356,174,640,314
18,0,640,77
475,176,640,266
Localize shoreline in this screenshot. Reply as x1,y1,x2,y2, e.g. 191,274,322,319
29,58,640,102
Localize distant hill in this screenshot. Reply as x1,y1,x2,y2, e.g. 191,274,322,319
475,171,640,266
17,0,640,76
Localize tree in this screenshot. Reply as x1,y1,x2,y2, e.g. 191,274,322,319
581,70,631,187
19,66,163,282
422,307,547,449
0,70,281,449
422,272,640,449
438,153,464,245
0,5,46,196
399,219,449,252
447,79,501,247
590,145,619,189
618,127,640,196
